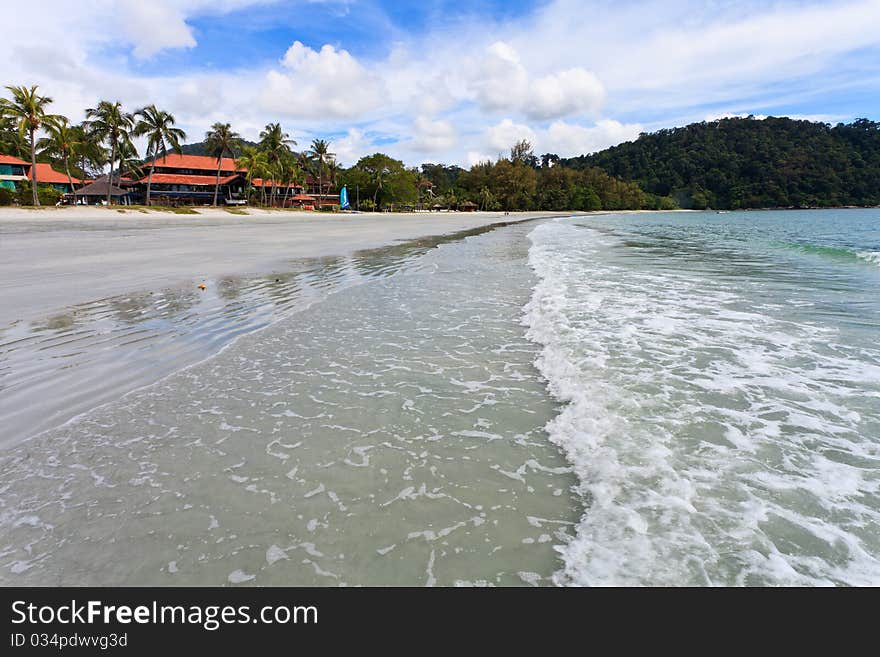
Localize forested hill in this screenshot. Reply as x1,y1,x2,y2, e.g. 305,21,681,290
561,117,880,209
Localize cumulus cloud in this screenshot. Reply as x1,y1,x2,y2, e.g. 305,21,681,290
529,69,605,120
260,41,386,119
543,119,643,156
333,128,374,167
486,119,536,151
469,41,605,120
409,116,457,152
117,1,197,59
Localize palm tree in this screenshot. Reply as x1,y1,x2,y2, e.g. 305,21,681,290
279,151,300,208
0,109,28,158
84,101,134,204
236,147,269,206
73,122,107,184
37,116,82,203
204,122,241,206
1,85,57,205
307,139,334,209
116,139,144,183
259,123,295,207
133,105,186,206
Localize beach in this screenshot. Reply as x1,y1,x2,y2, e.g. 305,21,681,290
0,208,563,326
1,208,879,586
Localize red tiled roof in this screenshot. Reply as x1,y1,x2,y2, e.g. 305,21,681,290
144,172,242,186
0,154,29,166
32,162,83,185
147,153,245,173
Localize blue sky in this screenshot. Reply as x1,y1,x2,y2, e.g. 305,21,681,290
5,0,880,166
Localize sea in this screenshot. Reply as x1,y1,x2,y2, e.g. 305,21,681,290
1,209,878,586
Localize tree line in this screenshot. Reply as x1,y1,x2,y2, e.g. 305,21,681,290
0,84,344,208
563,116,880,209
5,83,876,211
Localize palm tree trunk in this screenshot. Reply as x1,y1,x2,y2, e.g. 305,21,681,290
146,161,155,206
29,128,39,206
64,155,75,205
107,139,116,205
213,158,221,207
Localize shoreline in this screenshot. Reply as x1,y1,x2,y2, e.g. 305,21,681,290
0,209,567,326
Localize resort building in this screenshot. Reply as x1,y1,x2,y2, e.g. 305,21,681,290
32,162,85,193
0,154,29,190
136,153,247,205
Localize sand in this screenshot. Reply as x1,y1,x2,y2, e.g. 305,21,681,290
0,207,567,325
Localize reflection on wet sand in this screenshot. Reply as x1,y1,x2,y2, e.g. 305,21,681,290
0,221,527,446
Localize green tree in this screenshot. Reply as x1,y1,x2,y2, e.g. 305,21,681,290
307,139,334,208
84,100,135,204
236,147,269,206
133,105,186,206
37,115,82,202
1,84,58,205
204,122,241,206
259,122,295,206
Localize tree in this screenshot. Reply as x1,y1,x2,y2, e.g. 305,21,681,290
84,100,135,204
37,116,82,202
236,147,269,206
259,122,295,206
204,122,241,206
346,153,417,209
0,109,28,158
133,105,186,206
510,140,538,168
72,122,107,180
1,84,57,205
307,139,335,208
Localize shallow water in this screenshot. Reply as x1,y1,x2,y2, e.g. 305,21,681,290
0,221,578,586
1,209,878,586
525,209,880,585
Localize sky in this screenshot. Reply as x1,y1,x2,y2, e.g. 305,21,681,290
4,0,880,167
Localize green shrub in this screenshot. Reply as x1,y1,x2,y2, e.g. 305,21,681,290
0,187,14,205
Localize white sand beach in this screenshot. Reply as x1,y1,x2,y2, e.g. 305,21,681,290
0,208,565,325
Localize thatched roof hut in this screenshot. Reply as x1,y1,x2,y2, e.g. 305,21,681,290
73,175,129,198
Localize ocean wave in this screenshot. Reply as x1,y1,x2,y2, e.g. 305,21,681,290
858,251,880,267
523,219,880,586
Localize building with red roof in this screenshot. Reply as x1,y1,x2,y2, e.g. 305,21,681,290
32,163,85,193
0,154,30,190
136,153,247,205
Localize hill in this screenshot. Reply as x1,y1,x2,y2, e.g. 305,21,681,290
561,117,880,209
179,139,257,157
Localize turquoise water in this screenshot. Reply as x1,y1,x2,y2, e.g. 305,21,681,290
0,209,878,586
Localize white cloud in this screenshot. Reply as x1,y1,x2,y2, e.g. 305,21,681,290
260,41,386,119
333,128,373,167
528,69,605,120
409,116,457,153
469,41,605,120
117,1,197,59
486,119,536,151
543,119,643,156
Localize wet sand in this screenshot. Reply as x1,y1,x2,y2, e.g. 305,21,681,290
0,208,564,326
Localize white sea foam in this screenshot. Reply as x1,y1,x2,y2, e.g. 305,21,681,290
524,219,880,586
858,250,880,267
